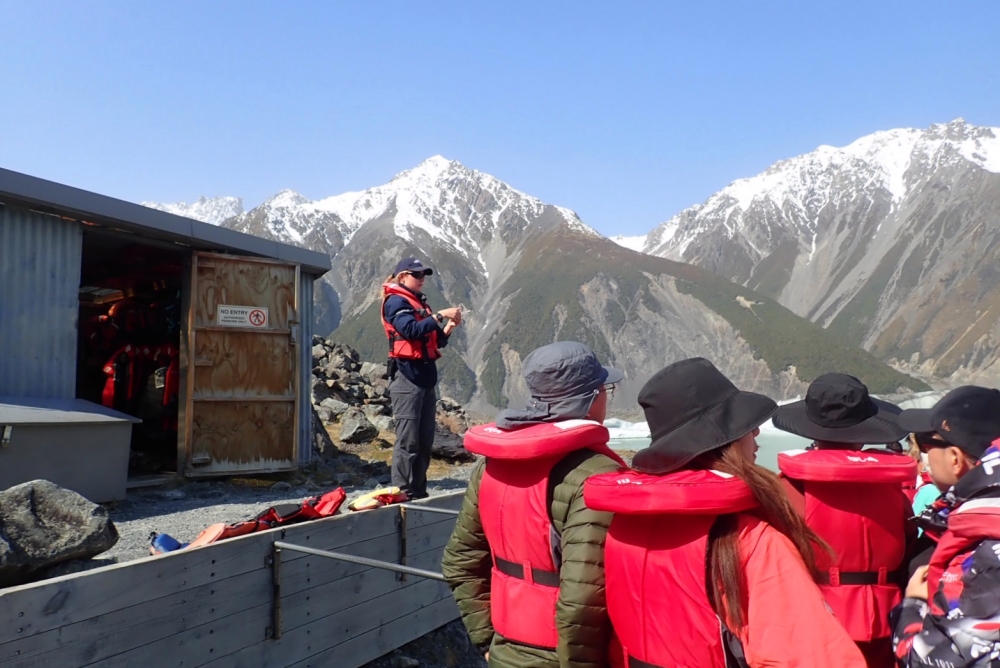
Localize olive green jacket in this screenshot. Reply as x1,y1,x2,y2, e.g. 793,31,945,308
441,450,620,668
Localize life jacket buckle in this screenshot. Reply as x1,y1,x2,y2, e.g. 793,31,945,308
828,567,840,586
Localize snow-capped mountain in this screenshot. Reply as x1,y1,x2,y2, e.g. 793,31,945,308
142,196,244,226
213,156,921,408
225,156,598,276
643,119,1000,384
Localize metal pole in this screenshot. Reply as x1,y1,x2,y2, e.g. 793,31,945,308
271,544,283,639
398,505,408,582
396,504,460,516
272,541,447,582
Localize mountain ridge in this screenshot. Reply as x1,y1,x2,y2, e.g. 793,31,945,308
143,153,932,406
637,118,1000,385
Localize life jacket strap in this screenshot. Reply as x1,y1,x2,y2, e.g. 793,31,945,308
494,556,560,587
827,567,887,586
628,657,665,668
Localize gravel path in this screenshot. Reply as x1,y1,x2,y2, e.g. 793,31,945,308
105,462,477,564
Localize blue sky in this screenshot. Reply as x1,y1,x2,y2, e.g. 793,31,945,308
2,1,998,236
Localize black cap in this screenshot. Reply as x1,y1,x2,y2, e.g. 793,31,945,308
897,386,1000,459
772,373,907,444
393,257,433,276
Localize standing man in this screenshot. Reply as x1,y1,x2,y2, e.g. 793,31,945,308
891,386,1000,667
381,257,463,500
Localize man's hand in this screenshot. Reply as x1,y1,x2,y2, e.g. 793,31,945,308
906,565,930,600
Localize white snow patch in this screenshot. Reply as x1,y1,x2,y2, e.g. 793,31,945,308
610,234,648,252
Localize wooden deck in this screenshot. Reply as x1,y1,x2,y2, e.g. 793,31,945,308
0,492,464,667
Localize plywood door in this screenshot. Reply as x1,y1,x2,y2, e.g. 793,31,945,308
185,252,300,476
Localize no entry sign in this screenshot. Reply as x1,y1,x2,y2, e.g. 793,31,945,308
217,305,270,328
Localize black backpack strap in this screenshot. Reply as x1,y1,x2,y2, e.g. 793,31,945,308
722,625,750,668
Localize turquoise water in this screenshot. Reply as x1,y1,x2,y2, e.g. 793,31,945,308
604,391,945,472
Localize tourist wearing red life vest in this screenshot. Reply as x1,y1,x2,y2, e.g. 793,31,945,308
381,257,463,500
771,373,916,668
441,341,625,668
891,387,1000,667
585,358,866,668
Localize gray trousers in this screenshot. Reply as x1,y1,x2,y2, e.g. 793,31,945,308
389,373,437,498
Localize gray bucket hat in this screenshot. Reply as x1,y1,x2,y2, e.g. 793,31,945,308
495,341,623,430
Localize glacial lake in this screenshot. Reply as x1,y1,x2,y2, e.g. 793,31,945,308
605,390,946,472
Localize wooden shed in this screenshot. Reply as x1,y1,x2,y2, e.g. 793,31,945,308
0,168,332,500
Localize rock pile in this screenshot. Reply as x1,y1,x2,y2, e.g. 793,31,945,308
311,337,475,464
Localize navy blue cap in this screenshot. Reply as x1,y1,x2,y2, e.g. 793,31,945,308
394,257,433,276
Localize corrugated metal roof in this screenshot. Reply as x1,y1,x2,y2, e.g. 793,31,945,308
0,204,82,398
0,167,331,276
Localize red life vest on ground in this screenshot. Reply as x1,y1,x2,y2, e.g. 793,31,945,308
464,420,625,651
584,468,758,668
777,449,916,642
380,283,441,361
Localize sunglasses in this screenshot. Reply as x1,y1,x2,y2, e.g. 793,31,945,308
603,383,617,399
403,271,428,279
914,432,950,453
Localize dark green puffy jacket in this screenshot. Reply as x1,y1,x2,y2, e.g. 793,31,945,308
441,450,620,668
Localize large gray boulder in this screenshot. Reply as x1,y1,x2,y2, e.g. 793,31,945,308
0,480,119,587
311,405,340,460
339,408,378,444
432,425,476,464
360,362,388,386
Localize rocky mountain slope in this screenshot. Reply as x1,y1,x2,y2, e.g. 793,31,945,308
200,157,923,409
637,119,1000,385
142,196,244,226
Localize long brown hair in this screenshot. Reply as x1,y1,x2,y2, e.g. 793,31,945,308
689,442,830,632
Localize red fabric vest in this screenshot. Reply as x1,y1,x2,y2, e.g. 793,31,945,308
102,343,142,410
926,497,1000,616
585,469,758,668
777,449,916,641
380,283,441,360
464,420,625,651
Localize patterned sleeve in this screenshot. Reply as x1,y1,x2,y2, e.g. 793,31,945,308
892,540,1000,667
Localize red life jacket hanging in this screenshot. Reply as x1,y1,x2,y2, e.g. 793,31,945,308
101,344,143,412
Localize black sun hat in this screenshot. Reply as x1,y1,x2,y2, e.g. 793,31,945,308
771,373,907,444
897,386,1000,460
631,357,777,474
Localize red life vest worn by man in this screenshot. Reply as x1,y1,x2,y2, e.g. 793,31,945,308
441,341,625,668
772,373,915,668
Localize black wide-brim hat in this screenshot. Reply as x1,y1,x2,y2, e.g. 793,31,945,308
632,357,777,474
772,372,907,444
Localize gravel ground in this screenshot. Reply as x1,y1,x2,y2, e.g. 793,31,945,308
103,462,477,564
